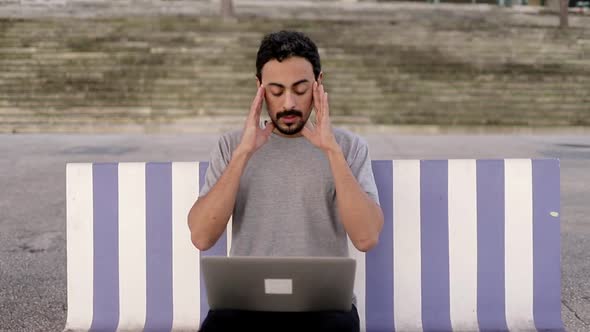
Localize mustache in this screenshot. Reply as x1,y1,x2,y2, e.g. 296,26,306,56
276,110,303,120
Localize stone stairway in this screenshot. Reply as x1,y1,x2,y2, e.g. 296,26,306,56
0,1,589,133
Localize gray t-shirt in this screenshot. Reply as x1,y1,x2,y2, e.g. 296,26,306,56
200,127,380,258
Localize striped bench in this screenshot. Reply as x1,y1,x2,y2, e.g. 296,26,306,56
65,159,563,332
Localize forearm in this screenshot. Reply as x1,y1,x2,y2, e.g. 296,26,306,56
326,148,384,252
188,149,251,251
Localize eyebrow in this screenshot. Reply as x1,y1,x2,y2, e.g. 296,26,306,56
267,79,310,89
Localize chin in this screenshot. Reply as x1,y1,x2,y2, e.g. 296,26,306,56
277,122,305,135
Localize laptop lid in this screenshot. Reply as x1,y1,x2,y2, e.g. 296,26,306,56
201,256,356,312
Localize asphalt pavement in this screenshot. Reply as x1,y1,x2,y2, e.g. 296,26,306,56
0,132,589,331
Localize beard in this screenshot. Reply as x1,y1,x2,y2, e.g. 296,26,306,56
271,109,307,136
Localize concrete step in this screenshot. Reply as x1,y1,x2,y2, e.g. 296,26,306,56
0,8,588,131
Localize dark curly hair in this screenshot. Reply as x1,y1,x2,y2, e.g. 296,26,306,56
255,31,321,81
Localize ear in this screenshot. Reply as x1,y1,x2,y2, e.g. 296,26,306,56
317,72,324,85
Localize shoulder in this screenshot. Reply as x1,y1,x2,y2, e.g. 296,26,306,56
208,130,243,162
216,129,243,150
219,129,243,142
333,127,368,152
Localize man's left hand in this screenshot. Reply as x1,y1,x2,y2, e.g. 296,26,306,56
302,81,340,154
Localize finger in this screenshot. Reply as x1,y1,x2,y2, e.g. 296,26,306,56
313,81,322,119
249,85,264,120
312,81,319,111
323,92,330,120
316,83,325,124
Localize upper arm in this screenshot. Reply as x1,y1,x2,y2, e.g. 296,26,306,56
199,135,233,197
347,138,380,205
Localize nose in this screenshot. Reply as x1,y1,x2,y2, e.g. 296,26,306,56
282,91,296,110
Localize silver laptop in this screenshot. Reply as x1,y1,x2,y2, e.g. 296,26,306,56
201,256,356,312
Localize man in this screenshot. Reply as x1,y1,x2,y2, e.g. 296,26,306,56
188,30,384,332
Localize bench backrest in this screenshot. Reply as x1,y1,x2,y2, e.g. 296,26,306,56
65,159,562,332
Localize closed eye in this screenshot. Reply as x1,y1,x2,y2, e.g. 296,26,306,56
271,90,306,97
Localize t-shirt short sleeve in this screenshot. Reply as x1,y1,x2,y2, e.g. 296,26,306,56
347,137,380,206
199,134,233,197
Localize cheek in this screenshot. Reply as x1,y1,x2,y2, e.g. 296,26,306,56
299,93,313,110
265,95,281,112
264,96,283,118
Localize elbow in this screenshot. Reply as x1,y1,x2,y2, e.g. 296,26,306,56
191,231,214,251
353,235,379,252
352,216,383,252
353,210,383,252
188,205,214,251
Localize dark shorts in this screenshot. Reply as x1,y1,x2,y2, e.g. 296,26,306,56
199,305,360,332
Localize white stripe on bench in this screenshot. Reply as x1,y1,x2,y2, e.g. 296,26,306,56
65,163,94,331
505,159,535,330
393,160,422,331
118,163,146,330
171,162,200,330
448,159,478,331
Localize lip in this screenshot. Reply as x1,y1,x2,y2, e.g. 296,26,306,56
281,115,299,124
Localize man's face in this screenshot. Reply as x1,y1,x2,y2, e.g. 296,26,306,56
258,56,320,136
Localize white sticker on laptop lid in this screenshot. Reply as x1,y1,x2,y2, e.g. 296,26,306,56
264,279,293,295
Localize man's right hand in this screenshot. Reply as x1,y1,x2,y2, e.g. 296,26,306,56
236,85,275,157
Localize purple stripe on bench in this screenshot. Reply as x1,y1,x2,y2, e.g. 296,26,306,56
420,160,452,331
198,162,229,323
476,160,508,331
144,163,173,331
91,163,119,332
366,160,394,332
533,160,564,331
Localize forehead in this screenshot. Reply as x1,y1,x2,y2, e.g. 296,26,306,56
261,56,314,84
